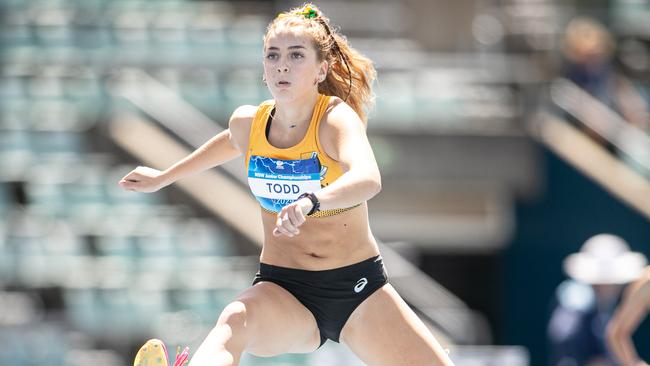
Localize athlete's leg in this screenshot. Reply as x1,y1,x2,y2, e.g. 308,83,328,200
188,281,321,366
340,283,454,366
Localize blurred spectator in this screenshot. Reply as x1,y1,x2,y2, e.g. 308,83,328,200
606,266,650,366
562,17,650,134
547,234,648,366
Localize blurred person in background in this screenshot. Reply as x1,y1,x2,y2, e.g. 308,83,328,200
119,3,454,366
561,16,650,136
606,266,650,366
547,234,647,366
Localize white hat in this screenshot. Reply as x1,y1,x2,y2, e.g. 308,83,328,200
563,234,647,285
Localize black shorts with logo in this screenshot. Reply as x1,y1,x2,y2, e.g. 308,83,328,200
252,255,389,346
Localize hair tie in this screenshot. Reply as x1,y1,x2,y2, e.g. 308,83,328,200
300,6,318,19
277,5,318,20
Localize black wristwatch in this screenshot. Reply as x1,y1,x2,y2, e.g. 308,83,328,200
297,192,320,215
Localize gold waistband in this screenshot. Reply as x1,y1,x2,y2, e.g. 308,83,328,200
262,204,361,218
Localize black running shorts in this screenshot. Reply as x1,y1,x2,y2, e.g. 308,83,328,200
252,255,389,346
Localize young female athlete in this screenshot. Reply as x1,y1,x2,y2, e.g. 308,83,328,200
119,4,454,365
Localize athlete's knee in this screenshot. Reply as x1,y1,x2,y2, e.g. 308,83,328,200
214,301,251,346
217,300,250,329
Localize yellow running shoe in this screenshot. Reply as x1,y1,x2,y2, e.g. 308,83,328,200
133,339,189,366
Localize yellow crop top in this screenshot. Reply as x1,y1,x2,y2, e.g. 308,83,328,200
245,93,360,218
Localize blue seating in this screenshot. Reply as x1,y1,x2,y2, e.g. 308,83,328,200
0,183,12,215
64,286,104,334
0,323,68,366
177,218,236,257
95,232,138,258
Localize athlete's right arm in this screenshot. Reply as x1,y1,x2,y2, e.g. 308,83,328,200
118,105,256,193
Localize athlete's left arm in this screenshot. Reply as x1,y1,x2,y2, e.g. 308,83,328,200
312,101,382,210
272,101,381,237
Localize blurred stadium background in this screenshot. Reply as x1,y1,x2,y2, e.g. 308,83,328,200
0,0,649,365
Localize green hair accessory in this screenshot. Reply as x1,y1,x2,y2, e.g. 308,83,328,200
277,6,318,20
300,6,318,19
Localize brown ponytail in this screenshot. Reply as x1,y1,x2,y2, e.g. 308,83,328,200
264,3,377,123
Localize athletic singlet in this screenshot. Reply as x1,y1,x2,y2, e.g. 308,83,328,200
245,93,360,218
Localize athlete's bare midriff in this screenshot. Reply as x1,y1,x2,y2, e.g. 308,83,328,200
259,203,380,270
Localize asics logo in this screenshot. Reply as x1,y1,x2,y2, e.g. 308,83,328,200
354,278,368,293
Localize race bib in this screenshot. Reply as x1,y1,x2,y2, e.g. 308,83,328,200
248,155,322,212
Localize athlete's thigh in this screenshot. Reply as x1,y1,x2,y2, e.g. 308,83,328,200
236,281,321,356
339,284,454,366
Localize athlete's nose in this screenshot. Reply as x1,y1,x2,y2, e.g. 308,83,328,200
277,65,289,73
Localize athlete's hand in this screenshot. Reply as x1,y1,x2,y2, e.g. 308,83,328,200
272,198,313,237
118,166,168,193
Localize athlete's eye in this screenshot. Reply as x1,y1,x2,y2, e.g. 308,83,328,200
266,53,278,60
291,52,304,59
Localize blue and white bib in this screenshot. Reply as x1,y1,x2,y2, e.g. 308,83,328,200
247,154,323,213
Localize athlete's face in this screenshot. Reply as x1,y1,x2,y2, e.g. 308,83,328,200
263,31,327,101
